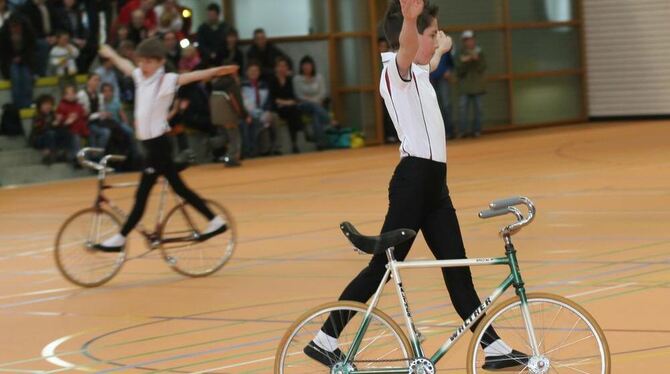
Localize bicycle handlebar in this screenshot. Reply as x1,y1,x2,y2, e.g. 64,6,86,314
479,196,536,237
77,147,127,173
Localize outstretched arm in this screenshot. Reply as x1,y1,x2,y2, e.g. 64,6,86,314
396,0,424,79
177,65,240,86
98,44,135,76
429,31,452,72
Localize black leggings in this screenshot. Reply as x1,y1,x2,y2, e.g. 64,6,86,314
120,135,214,236
322,157,500,345
277,106,303,147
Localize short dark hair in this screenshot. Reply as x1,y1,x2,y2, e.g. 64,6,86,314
136,37,166,59
383,0,438,50
253,28,266,36
62,83,77,95
246,60,261,70
274,55,289,68
101,82,114,92
227,27,239,38
299,55,316,76
36,94,55,108
207,3,220,14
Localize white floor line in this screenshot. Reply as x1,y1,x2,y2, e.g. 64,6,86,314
566,282,637,299
41,335,76,370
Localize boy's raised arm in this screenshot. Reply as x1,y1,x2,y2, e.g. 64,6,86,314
177,65,240,86
99,44,135,77
396,0,424,79
429,31,452,72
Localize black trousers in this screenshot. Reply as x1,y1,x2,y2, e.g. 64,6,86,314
120,135,214,236
323,156,500,345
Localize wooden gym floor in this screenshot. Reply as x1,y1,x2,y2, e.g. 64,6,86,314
0,120,668,373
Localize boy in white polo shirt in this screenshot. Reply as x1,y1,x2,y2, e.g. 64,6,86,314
305,0,527,370
94,38,239,252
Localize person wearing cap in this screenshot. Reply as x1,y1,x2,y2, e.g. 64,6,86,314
93,38,239,252
456,29,486,138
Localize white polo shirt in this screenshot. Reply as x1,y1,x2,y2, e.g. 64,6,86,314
132,67,179,140
380,52,446,163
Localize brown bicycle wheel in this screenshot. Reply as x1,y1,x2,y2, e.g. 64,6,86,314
54,207,125,287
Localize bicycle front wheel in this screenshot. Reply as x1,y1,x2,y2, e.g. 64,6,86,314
159,199,236,277
275,301,412,373
466,292,610,374
54,208,126,287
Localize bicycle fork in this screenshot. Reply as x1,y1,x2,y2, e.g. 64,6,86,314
505,235,541,357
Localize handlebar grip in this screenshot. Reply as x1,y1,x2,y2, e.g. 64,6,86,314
107,155,127,163
489,196,524,210
479,208,510,219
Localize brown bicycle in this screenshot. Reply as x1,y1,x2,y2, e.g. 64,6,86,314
54,147,236,287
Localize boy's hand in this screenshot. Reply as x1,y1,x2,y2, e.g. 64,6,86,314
436,31,452,54
98,44,116,59
214,65,240,77
400,0,424,20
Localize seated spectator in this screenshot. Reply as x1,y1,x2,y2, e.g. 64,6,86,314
0,0,12,29
112,24,131,49
128,8,150,44
117,40,136,104
210,74,247,166
196,2,227,67
49,30,79,90
294,55,331,149
246,28,291,79
154,0,182,36
269,56,303,154
29,94,72,165
0,14,36,109
76,74,111,150
18,0,57,76
222,27,243,71
168,81,215,160
95,57,121,101
240,61,278,158
56,84,88,165
162,30,181,71
55,0,86,49
101,82,140,166
117,0,156,30
178,45,201,72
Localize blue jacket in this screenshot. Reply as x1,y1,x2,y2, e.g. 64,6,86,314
429,52,454,84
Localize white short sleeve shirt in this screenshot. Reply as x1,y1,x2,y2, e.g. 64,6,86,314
380,52,446,163
132,67,180,140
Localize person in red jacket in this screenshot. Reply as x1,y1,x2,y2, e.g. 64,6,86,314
117,0,157,30
55,84,88,167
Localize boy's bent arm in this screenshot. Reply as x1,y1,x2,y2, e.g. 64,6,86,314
177,65,240,86
396,0,423,78
99,45,135,76
429,31,452,72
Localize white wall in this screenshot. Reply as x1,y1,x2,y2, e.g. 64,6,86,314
583,0,670,116
233,0,312,39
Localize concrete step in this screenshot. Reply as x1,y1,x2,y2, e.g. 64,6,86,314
0,136,28,151
0,162,90,186
0,148,43,168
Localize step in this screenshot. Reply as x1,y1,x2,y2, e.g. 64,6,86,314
0,148,43,168
0,136,28,151
0,162,90,186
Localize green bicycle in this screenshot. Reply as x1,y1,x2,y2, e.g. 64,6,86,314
275,197,610,373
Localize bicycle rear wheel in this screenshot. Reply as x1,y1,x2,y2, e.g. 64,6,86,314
466,292,610,374
275,301,412,373
159,199,236,277
54,208,126,287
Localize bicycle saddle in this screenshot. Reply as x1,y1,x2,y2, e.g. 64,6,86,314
340,222,416,255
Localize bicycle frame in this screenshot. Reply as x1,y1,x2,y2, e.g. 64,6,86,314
90,165,201,254
345,236,539,374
